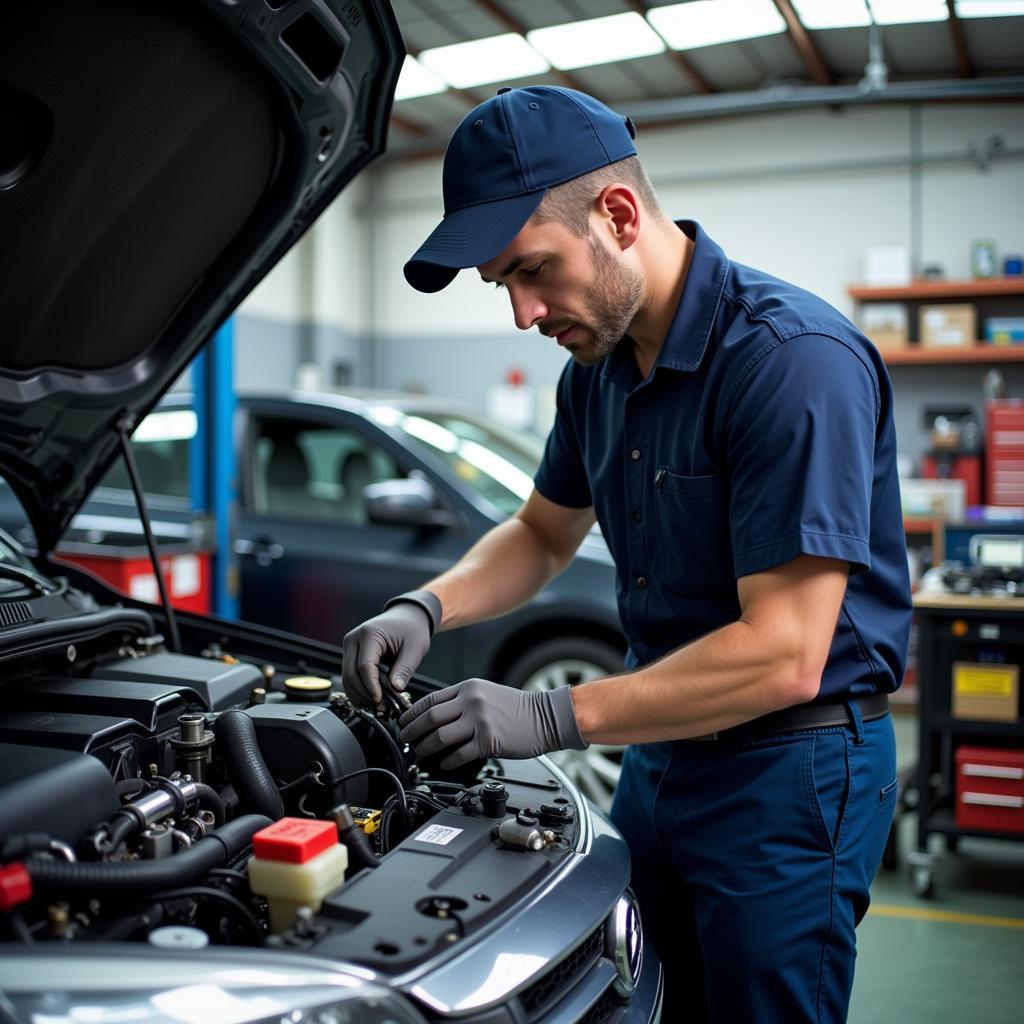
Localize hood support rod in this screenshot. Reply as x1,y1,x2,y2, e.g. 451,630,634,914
116,416,181,653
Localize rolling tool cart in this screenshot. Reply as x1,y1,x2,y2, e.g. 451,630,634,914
910,593,1024,897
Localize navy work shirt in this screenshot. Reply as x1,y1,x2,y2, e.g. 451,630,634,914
534,221,912,701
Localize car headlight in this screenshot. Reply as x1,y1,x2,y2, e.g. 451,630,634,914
605,889,643,998
0,948,427,1024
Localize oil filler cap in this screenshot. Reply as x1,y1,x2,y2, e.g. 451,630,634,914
283,675,333,701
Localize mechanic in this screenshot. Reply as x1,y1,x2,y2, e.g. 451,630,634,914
342,86,912,1023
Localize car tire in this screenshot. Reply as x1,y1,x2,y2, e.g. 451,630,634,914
506,637,625,812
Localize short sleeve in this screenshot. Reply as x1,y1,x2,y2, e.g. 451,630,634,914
533,364,593,509
723,334,879,579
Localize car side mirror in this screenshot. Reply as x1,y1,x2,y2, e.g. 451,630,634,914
364,478,456,528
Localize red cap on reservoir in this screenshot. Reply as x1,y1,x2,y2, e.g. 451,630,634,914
0,863,33,910
252,818,337,864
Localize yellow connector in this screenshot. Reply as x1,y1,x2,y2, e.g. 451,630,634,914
349,806,382,834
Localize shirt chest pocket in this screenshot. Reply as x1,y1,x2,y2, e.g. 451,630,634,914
654,468,734,596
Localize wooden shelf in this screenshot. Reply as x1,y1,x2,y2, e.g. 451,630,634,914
882,345,1024,366
850,278,1024,301
904,517,936,534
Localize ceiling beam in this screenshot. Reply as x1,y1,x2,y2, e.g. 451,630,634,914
382,76,1024,160
772,0,833,85
945,0,973,78
390,111,430,136
622,0,714,94
470,0,603,96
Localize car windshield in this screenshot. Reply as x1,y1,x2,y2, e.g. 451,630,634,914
372,407,546,517
0,526,33,570
96,408,194,501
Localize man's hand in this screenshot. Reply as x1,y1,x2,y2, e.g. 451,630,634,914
342,598,436,708
398,678,588,770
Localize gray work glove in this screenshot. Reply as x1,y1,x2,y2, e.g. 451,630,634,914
398,678,588,770
341,590,441,708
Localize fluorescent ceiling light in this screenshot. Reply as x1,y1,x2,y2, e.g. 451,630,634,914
527,12,664,70
393,55,447,101
792,0,871,29
869,0,949,24
419,33,549,90
647,0,787,49
956,0,1024,16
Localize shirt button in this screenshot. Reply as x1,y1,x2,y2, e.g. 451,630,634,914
636,576,648,589
630,448,642,461
633,509,643,522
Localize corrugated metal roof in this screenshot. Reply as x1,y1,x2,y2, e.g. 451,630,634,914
387,0,1024,146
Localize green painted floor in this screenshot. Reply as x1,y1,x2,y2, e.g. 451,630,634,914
848,710,1024,1023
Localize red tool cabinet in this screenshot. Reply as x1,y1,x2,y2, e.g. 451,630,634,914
955,746,1024,834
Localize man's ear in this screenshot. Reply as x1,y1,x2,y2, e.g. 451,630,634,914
594,183,640,251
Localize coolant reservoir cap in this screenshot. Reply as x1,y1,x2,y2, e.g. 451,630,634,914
253,817,338,864
149,926,209,950
283,675,333,701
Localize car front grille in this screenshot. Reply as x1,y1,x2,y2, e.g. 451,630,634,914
578,987,621,1024
519,924,605,1020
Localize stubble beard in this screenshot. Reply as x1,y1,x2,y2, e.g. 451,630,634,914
564,233,645,365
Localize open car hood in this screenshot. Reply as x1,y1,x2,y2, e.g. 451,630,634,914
0,0,403,554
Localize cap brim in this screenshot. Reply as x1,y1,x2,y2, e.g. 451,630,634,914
404,189,547,293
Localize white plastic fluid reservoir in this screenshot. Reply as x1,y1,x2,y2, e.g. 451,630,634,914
247,817,348,933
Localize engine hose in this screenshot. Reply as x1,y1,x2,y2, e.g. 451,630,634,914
192,783,226,827
213,711,285,820
26,815,272,895
98,812,139,853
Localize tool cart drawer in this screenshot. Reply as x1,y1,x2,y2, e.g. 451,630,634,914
955,746,1024,834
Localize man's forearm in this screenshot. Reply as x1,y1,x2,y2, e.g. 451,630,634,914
425,516,567,630
570,617,823,745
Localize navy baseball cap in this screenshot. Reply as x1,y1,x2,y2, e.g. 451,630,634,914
404,86,637,293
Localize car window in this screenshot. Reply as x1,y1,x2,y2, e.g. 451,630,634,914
251,418,403,525
382,410,543,518
97,409,194,500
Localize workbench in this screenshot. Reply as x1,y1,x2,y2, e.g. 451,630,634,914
909,592,1024,896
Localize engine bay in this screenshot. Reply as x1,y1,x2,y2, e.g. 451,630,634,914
0,569,583,972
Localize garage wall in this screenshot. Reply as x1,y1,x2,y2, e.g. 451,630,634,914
363,102,1024,463
231,102,1024,465
235,176,371,393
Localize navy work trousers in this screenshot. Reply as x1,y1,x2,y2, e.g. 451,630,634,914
610,706,898,1023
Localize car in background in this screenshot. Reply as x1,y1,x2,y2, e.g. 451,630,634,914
4,390,627,808
0,2,660,1022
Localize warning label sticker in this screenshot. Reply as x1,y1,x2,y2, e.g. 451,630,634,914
413,824,464,846
954,666,1015,697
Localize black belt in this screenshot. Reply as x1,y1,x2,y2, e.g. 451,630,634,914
689,693,890,742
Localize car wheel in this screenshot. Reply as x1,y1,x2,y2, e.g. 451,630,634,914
506,637,625,812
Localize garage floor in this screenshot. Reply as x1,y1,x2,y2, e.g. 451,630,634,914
848,709,1024,1022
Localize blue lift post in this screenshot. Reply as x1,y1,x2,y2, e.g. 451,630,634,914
190,320,239,620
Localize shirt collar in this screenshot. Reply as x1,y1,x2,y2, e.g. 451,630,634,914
601,220,729,389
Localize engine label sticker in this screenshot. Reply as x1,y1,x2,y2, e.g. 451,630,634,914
414,824,463,846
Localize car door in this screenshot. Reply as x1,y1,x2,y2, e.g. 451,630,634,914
234,401,471,676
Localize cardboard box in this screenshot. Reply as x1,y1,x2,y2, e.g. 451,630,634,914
860,303,908,351
920,304,977,348
951,661,1019,722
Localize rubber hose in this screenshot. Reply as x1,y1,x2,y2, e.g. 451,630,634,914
27,814,271,894
100,812,139,852
213,710,285,820
192,782,226,827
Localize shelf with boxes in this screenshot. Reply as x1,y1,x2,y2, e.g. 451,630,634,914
849,278,1024,364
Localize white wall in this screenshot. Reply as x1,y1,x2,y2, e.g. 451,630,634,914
362,102,1024,456
232,102,1024,457
369,103,1024,330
